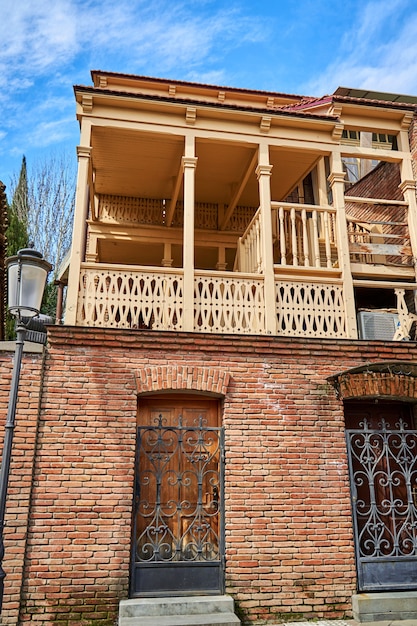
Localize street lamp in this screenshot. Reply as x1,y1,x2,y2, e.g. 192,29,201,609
0,249,52,613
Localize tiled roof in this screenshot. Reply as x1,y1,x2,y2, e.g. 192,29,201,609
74,84,337,122
90,69,309,102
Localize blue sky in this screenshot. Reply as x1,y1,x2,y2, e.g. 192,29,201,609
2,0,417,194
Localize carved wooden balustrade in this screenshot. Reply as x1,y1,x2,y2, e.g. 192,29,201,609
76,262,350,337
96,194,256,232
75,195,416,338
77,264,266,334
237,203,338,273
275,279,346,338
77,265,184,330
236,210,262,273
271,202,338,269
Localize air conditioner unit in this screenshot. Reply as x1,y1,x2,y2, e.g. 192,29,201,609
357,310,399,341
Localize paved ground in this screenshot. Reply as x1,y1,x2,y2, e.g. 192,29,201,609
253,614,417,625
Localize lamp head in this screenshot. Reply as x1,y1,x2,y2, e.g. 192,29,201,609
6,249,53,320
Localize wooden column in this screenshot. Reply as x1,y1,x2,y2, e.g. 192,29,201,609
182,135,197,331
316,157,329,206
398,127,417,283
65,122,92,325
256,142,276,335
328,151,357,338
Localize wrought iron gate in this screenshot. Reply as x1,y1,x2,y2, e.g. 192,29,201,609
346,407,417,591
131,413,224,596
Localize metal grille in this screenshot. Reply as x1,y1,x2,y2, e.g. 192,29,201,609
346,415,417,590
134,414,223,564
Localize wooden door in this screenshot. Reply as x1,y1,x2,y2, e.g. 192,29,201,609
131,396,224,596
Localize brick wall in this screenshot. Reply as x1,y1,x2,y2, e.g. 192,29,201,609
5,328,417,624
345,160,402,201
409,116,417,178
0,345,44,626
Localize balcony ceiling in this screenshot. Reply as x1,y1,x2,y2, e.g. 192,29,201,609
91,127,318,207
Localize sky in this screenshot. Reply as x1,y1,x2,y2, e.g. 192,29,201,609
2,0,417,196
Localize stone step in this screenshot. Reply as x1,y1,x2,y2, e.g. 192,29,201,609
120,614,240,626
118,596,241,625
119,596,236,618
352,591,417,622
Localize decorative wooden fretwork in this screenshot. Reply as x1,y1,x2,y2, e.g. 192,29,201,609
99,195,166,225
172,201,218,230
393,289,417,340
275,280,346,337
77,266,183,330
96,194,256,233
227,206,257,232
194,273,266,334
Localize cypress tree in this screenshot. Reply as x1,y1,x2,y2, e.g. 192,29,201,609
7,156,29,256
5,157,29,338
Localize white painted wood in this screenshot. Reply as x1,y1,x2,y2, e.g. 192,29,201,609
77,265,183,330
393,288,417,340
66,121,92,325
194,272,265,334
271,203,337,270
256,143,276,334
182,135,197,331
329,152,357,338
275,279,346,338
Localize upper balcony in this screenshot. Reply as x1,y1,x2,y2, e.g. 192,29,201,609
64,73,417,341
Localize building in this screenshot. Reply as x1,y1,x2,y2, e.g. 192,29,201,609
2,72,417,624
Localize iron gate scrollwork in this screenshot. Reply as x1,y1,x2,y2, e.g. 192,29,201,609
131,413,224,596
346,415,417,591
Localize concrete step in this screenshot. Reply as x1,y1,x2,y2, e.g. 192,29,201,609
352,591,417,622
119,596,241,625
120,615,240,625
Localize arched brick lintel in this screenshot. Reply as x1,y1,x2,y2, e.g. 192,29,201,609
328,362,417,401
136,365,231,396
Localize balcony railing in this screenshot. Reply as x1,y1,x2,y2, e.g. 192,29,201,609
75,197,417,339
236,203,338,273
77,264,266,334
345,196,412,266
78,265,184,330
271,202,338,269
76,263,417,339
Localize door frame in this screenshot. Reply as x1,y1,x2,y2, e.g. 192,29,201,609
345,400,417,592
130,395,225,597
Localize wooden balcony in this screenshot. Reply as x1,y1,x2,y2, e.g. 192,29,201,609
73,196,417,340
66,72,417,342
77,264,266,334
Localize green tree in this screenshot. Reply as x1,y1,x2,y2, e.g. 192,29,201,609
5,157,30,339
8,152,76,320
7,156,29,256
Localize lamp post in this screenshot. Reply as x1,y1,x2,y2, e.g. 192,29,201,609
0,249,52,613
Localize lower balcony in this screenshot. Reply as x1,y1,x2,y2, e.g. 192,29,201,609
77,263,414,340
77,265,266,334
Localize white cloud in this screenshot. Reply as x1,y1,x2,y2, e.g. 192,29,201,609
79,1,266,73
26,117,77,148
302,0,417,96
0,0,268,170
1,1,78,80
1,0,266,92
